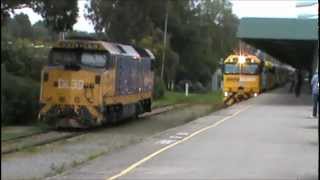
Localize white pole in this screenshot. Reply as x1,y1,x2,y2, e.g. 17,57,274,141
59,32,65,40
185,83,189,97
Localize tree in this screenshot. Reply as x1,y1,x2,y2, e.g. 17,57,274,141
32,1,78,32
1,0,78,32
85,0,238,88
32,20,59,42
6,13,33,39
86,0,166,43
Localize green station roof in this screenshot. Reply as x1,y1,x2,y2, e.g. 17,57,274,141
238,18,318,40
237,18,318,70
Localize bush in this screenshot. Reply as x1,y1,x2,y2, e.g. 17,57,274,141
2,38,49,81
2,64,40,125
153,77,166,99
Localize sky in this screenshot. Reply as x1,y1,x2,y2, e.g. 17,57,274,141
13,0,318,33
231,0,318,18
231,0,297,18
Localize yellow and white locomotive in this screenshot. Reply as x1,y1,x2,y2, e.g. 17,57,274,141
223,53,293,105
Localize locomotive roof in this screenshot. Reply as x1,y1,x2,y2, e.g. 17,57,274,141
224,53,294,71
53,40,155,59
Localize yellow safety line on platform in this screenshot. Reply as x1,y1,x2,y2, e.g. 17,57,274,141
106,105,251,180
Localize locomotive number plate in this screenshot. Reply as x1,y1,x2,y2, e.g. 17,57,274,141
240,76,256,82
58,79,84,90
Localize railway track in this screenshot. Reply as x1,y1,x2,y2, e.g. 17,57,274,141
2,104,188,155
1,131,83,154
1,130,50,143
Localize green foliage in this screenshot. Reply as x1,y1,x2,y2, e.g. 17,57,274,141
1,0,79,32
86,0,166,42
32,20,59,41
86,0,238,86
165,48,179,82
1,126,48,141
3,15,58,42
153,77,166,99
1,37,49,80
1,64,40,125
1,0,238,125
32,1,78,32
137,31,179,82
1,22,49,125
6,13,33,39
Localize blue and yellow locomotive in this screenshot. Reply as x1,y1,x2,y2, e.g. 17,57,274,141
38,39,155,128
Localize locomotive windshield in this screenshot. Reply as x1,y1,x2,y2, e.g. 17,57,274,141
49,49,108,68
81,52,107,67
224,63,259,74
50,50,78,65
224,64,240,74
242,64,259,74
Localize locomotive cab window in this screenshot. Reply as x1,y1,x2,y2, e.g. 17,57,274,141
81,52,108,68
242,64,260,74
49,50,78,65
49,49,110,68
224,64,240,74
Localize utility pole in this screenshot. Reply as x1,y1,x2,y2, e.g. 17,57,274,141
161,1,169,81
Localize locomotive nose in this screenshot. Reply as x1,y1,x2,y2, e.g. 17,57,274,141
40,69,100,106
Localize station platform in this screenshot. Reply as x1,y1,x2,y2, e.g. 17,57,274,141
51,85,318,180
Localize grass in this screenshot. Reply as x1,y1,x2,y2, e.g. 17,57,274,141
50,163,66,175
24,146,40,153
1,125,49,141
71,160,82,168
152,91,223,108
87,151,106,161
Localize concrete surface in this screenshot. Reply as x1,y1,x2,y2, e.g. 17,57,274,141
51,85,318,180
1,104,213,180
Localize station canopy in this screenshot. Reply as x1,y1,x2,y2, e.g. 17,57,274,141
237,18,318,70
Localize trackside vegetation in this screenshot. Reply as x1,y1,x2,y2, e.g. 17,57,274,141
152,91,223,108
1,0,238,125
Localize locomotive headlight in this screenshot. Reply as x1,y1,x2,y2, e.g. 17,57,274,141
239,55,246,64
224,92,228,97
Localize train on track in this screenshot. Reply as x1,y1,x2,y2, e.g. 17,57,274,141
38,39,155,128
223,52,294,105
